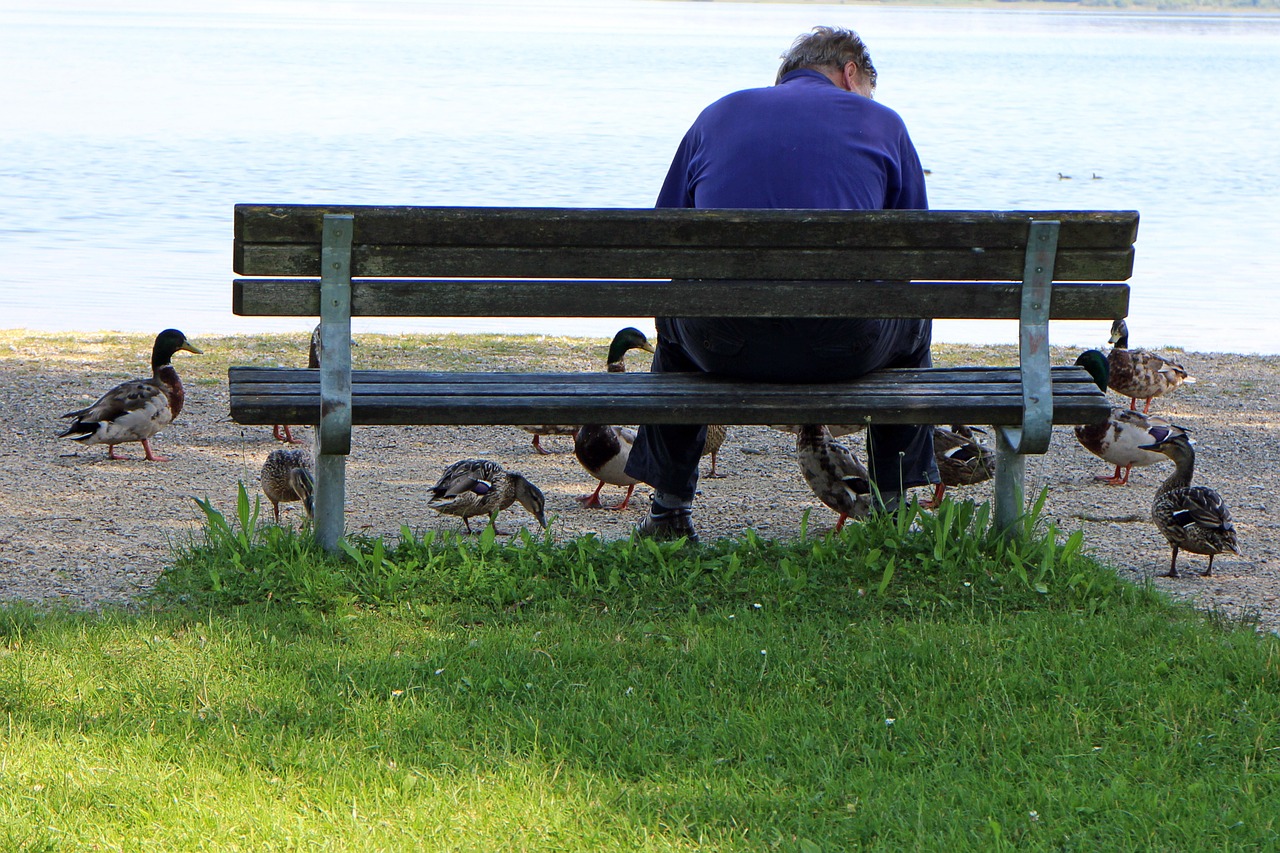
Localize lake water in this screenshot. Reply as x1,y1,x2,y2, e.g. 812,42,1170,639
2,0,1278,354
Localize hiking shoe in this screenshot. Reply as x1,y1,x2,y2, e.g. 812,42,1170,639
635,503,700,543
871,490,902,516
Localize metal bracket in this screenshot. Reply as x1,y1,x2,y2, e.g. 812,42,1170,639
997,219,1059,457
314,214,354,553
318,214,354,456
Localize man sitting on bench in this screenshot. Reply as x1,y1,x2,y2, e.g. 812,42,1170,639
627,25,940,542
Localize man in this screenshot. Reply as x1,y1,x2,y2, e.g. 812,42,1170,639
626,25,939,542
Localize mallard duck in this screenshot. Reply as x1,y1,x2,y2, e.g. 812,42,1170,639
1139,432,1240,578
922,424,995,508
1073,350,1186,485
58,329,201,461
702,424,728,477
1107,319,1194,413
796,424,872,531
428,458,547,534
575,424,641,510
261,448,314,524
273,325,321,444
572,328,656,509
521,326,655,453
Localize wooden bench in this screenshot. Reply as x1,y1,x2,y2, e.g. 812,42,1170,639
229,205,1137,550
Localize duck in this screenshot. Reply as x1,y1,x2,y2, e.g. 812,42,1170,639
58,328,202,461
573,327,655,510
261,447,314,524
575,424,641,510
1139,432,1240,578
1106,319,1194,413
523,326,655,453
702,424,728,478
1073,349,1186,485
428,458,547,534
796,424,872,531
273,325,320,444
922,424,996,508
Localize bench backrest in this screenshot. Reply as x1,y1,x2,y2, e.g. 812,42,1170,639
233,206,1136,321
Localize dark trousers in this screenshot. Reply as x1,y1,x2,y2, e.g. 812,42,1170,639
625,316,939,501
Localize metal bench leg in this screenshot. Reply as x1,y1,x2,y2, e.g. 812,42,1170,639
992,219,1058,538
994,428,1025,536
315,214,354,552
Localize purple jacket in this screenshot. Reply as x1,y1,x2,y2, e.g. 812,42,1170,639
657,68,927,211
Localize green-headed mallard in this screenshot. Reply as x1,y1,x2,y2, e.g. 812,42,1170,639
261,447,314,524
428,458,547,534
572,327,655,509
1107,319,1194,413
922,424,995,508
273,325,321,445
58,329,201,461
1074,350,1186,485
796,424,872,531
1139,432,1240,578
523,326,655,453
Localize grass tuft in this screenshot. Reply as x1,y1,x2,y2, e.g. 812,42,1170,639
4,491,1278,849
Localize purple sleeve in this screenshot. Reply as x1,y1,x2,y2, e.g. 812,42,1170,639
890,130,929,210
655,133,697,209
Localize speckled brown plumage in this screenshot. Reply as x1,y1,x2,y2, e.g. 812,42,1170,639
261,447,314,524
428,458,547,534
1142,432,1240,578
701,424,728,477
1107,319,1193,413
796,424,871,531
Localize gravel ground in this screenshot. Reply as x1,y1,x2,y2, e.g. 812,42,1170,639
2,334,1277,632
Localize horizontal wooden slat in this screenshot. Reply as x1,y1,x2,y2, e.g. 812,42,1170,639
235,206,1140,249
233,207,1140,281
229,366,1110,428
233,244,1133,282
233,278,1128,319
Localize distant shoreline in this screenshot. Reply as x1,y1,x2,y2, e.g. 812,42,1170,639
673,0,1280,14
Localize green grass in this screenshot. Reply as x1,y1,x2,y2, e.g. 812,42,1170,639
3,493,1279,850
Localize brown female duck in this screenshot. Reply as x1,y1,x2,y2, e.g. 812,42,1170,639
1106,319,1193,413
1140,432,1240,578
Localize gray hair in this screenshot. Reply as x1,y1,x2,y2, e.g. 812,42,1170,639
776,26,877,91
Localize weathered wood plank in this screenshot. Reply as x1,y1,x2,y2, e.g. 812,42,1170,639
229,366,1110,427
235,206,1140,250
233,278,1130,319
232,279,1131,318
230,395,1110,427
229,365,1099,386
233,244,1134,282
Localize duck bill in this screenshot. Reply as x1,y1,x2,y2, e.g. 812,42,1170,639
179,342,203,354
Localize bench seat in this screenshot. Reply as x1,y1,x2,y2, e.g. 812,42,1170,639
229,365,1110,428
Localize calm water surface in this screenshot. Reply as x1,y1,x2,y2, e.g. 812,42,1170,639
2,0,1278,353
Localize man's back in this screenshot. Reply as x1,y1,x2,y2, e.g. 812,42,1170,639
657,68,927,211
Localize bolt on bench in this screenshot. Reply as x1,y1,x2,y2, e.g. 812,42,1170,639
230,205,1136,550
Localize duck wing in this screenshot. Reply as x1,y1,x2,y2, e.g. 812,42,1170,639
62,377,166,423
431,459,501,498
58,377,174,442
1172,486,1235,534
